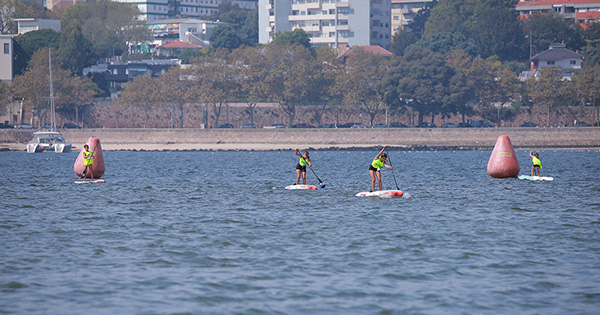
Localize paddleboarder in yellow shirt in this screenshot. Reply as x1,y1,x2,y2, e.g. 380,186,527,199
82,144,95,182
529,151,542,177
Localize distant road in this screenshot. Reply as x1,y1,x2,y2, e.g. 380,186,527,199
2,127,599,151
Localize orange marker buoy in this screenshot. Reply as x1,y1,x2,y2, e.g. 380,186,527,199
487,135,520,178
74,137,105,179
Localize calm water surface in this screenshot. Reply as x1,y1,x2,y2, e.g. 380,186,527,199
1,150,599,314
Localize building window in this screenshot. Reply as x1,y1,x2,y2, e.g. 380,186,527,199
547,61,555,65
3,43,9,54
570,60,577,65
393,16,399,20
329,9,335,14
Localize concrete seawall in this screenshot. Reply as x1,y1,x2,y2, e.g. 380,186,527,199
1,128,599,151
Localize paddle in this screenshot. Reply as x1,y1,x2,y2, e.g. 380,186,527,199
385,148,400,190
308,166,326,188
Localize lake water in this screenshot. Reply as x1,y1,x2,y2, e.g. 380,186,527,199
1,150,599,314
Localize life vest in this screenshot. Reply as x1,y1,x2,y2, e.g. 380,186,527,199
299,157,308,166
532,156,542,168
372,157,384,169
84,150,93,163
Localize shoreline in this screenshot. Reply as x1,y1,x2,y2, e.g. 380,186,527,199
1,128,599,152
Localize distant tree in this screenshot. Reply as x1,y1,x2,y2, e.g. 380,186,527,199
273,29,311,50
413,32,476,56
118,74,157,128
382,46,465,125
241,9,258,46
584,23,600,41
62,1,150,59
425,0,526,61
335,48,390,127
263,44,325,127
13,29,61,76
231,46,271,126
390,30,418,56
582,41,600,67
523,13,585,56
87,72,110,98
526,66,575,126
11,48,96,126
574,65,600,125
0,80,10,107
59,21,95,75
209,25,243,50
154,67,192,128
408,0,436,36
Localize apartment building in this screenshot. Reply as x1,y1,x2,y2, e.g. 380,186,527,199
0,35,14,83
516,0,600,24
115,0,257,21
259,0,392,49
391,0,432,33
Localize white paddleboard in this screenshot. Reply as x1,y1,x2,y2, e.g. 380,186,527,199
356,190,403,198
74,179,105,184
518,175,553,181
285,184,318,190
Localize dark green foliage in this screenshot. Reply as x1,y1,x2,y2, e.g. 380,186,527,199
523,13,585,56
13,29,61,76
582,41,600,67
210,25,243,50
425,0,526,61
390,30,418,56
273,29,311,49
59,21,96,75
413,32,476,56
212,4,258,47
88,72,110,98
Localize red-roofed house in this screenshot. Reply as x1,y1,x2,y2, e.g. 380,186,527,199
516,0,600,24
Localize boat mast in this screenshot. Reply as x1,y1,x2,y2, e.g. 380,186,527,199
49,48,56,132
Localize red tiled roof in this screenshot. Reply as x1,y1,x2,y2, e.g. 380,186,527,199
577,11,600,18
337,45,393,59
158,40,201,48
517,0,600,7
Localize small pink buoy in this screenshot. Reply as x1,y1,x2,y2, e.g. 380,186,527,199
487,135,520,178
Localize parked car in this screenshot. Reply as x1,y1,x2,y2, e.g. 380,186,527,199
336,122,355,128
218,123,234,128
441,123,458,128
0,123,11,129
263,123,285,129
292,123,315,128
520,121,537,127
318,123,335,128
373,123,388,128
413,122,437,128
16,124,36,129
240,123,257,129
351,123,367,128
577,121,592,127
62,123,80,129
471,120,493,128
458,122,473,128
389,122,408,128
41,123,54,129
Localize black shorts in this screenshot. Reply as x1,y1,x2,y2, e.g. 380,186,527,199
296,164,306,172
533,165,541,168
369,165,380,172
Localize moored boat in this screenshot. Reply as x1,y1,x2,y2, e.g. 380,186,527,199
27,131,72,153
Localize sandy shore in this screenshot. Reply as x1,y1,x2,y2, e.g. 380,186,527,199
1,127,599,151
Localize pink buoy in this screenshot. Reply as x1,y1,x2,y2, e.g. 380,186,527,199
487,135,520,178
74,137,105,179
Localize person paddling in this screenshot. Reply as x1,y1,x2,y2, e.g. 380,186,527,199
82,144,95,182
529,150,542,177
370,145,393,192
295,149,312,185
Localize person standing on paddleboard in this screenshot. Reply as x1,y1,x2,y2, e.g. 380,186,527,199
295,149,312,185
82,144,95,182
370,146,393,192
529,151,542,177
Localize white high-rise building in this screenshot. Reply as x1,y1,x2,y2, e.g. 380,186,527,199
259,0,391,49
115,0,257,21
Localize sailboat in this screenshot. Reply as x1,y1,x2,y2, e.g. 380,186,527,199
26,48,72,153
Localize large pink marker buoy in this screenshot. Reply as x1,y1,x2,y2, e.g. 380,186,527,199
487,135,520,178
74,137,105,179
